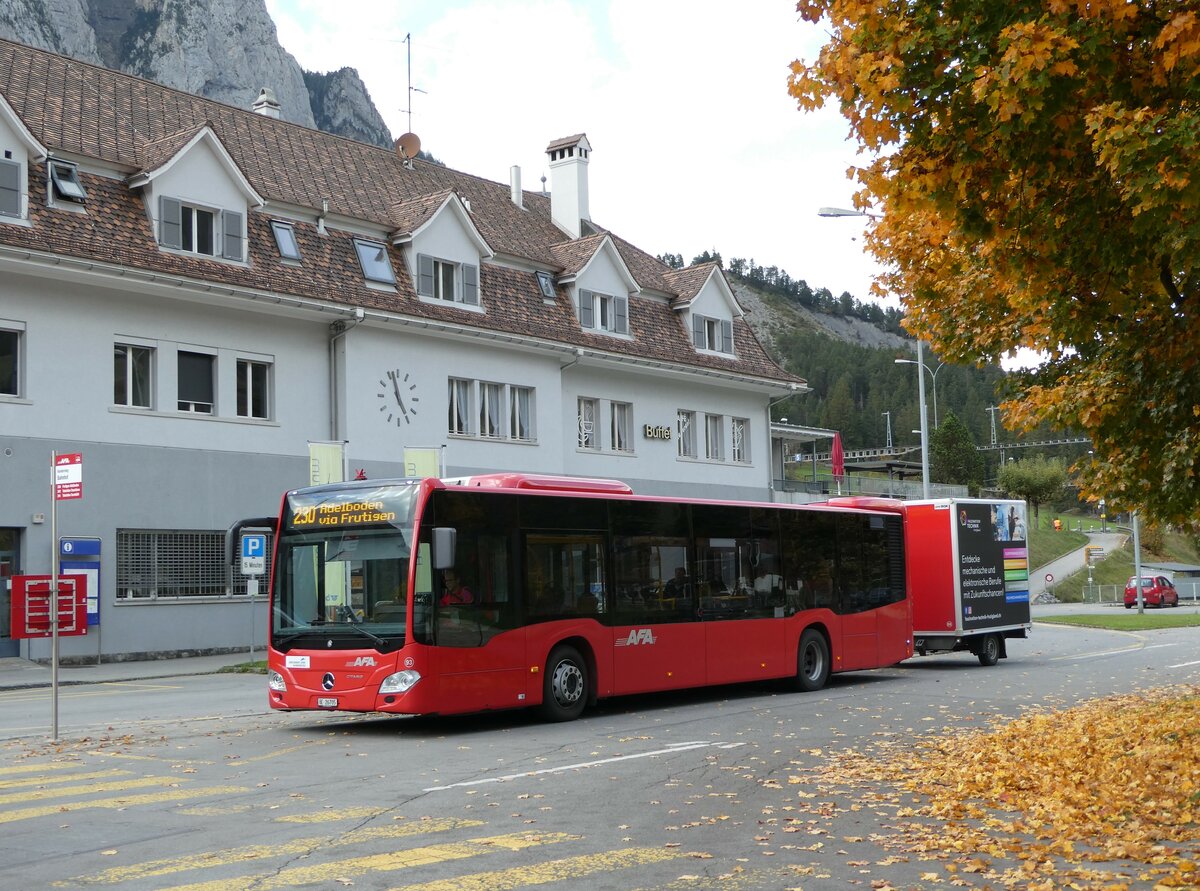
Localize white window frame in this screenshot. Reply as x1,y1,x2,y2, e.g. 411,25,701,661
114,343,154,408
417,253,479,305
448,377,472,435
731,417,749,464
577,289,629,335
0,324,22,397
236,358,272,420
479,381,503,438
177,349,215,414
611,401,633,453
0,158,22,219
705,414,724,461
578,397,599,450
677,409,696,458
692,313,735,355
509,385,534,441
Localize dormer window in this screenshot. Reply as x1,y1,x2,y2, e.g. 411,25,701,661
48,160,86,203
692,313,734,354
158,197,244,261
417,253,479,305
354,239,395,284
535,271,555,300
579,289,628,335
0,159,19,217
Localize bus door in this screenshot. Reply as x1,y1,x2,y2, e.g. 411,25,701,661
835,514,881,670
424,535,527,714
609,534,705,694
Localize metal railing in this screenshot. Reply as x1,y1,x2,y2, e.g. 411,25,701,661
773,477,968,501
1080,580,1200,605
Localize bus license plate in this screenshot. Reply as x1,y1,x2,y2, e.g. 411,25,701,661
317,697,338,708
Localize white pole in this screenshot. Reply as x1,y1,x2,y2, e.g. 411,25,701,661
917,341,931,498
1132,510,1144,615
49,450,60,741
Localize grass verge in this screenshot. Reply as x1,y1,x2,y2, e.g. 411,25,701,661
1036,613,1200,631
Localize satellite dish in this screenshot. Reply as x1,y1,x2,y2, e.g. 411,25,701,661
396,132,422,161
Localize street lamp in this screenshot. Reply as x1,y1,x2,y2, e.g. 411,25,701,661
895,355,946,428
817,206,880,219
893,341,932,497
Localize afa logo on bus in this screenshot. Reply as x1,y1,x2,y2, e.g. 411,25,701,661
615,629,657,647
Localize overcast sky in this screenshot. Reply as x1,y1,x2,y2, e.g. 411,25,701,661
265,0,889,307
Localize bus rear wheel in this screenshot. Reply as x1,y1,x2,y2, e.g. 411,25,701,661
540,645,588,722
794,629,830,692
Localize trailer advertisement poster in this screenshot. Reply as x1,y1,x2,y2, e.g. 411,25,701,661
956,502,1030,629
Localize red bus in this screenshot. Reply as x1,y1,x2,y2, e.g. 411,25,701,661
248,473,912,722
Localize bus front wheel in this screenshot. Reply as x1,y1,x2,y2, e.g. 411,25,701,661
540,645,588,722
794,629,830,692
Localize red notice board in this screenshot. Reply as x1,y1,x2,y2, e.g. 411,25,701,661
11,575,88,639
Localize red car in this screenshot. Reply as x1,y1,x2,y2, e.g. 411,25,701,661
1124,575,1180,609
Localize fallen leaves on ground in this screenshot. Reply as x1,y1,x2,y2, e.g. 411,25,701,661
789,685,1199,889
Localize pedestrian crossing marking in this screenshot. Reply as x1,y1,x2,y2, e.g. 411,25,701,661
154,832,578,891
0,786,247,824
61,817,487,886
0,761,80,777
0,768,130,790
387,846,692,890
0,774,189,805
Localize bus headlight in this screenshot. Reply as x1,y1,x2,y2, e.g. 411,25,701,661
379,669,421,694
268,670,288,692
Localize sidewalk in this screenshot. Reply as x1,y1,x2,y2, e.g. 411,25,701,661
0,650,258,692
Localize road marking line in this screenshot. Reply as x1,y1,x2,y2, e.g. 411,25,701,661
0,775,186,805
424,741,718,792
1169,660,1200,669
154,832,577,891
0,762,79,777
0,786,246,824
0,768,130,790
387,846,690,891
1050,645,1142,662
58,817,487,886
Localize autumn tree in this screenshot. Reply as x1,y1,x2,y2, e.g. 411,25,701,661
997,454,1069,524
789,2,1200,525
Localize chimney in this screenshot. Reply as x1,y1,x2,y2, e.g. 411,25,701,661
510,165,523,209
252,87,282,119
546,134,591,238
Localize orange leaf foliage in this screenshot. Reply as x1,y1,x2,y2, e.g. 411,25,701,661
788,1,1200,524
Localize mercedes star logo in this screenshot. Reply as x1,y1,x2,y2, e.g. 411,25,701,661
322,672,335,691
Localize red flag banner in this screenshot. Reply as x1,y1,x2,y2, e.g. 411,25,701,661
831,433,845,480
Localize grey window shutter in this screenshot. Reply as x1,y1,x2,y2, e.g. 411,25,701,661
221,210,244,261
579,289,594,328
692,313,705,348
720,319,734,353
159,196,182,249
615,296,628,334
0,160,19,216
462,263,479,304
417,253,434,296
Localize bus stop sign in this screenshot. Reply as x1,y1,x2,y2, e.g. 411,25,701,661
240,534,266,576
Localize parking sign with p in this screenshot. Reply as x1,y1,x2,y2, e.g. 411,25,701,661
240,534,267,576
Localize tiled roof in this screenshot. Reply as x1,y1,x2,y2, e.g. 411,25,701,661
0,37,803,388
546,134,587,152
663,263,720,308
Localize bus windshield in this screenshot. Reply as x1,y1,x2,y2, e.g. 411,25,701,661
272,483,419,652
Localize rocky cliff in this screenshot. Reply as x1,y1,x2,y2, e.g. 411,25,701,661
0,0,393,148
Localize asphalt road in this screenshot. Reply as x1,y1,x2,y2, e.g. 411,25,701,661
1,623,1197,890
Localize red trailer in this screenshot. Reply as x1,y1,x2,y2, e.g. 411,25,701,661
829,497,1032,665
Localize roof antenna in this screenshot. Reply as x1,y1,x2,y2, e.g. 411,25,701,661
403,34,427,138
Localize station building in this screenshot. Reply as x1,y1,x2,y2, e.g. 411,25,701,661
0,39,812,661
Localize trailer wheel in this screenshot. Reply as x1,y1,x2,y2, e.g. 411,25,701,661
539,645,588,722
794,629,830,692
977,633,1001,667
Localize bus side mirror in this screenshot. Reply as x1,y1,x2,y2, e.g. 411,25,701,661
431,527,457,570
